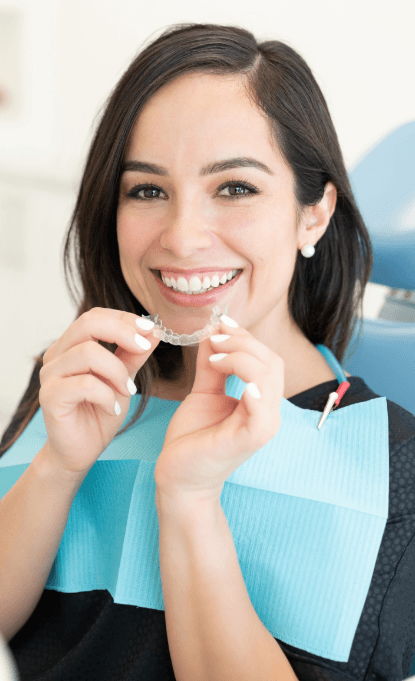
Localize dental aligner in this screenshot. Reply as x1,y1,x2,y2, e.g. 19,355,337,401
142,303,229,346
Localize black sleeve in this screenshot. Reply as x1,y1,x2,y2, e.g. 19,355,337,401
273,434,415,681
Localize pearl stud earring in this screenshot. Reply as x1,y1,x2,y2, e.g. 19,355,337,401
301,244,315,258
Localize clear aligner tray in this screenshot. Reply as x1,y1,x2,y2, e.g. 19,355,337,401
142,303,229,346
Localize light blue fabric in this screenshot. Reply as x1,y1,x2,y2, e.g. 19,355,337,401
0,346,389,662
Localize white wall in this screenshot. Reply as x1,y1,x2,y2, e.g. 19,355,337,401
0,0,414,429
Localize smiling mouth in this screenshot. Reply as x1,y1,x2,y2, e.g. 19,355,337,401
152,269,243,294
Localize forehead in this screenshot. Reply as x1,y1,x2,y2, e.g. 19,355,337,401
126,72,281,162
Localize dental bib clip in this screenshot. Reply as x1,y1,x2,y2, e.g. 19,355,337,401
142,303,229,346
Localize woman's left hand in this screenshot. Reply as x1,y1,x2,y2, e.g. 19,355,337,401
154,317,285,502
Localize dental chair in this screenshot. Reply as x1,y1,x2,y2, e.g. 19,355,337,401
342,317,415,418
349,120,415,291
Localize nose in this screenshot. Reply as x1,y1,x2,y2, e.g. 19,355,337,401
159,208,214,259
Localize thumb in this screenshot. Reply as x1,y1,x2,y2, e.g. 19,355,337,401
190,336,228,396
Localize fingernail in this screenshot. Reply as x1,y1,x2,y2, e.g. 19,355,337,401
246,382,261,399
136,317,155,330
127,377,137,395
209,353,228,362
210,334,231,343
114,400,122,415
135,334,151,350
220,315,238,328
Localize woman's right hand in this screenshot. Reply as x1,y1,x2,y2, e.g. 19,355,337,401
38,307,160,476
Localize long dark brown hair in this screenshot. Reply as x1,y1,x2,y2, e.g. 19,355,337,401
0,22,372,457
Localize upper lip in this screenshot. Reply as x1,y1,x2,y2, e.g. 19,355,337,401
151,267,243,275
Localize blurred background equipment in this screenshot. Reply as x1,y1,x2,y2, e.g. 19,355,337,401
0,8,21,121
343,120,415,417
350,120,415,291
342,317,415,416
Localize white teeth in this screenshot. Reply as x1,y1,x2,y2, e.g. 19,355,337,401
161,269,239,294
189,275,202,292
176,276,189,292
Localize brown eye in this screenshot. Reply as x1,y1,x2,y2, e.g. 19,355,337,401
125,179,260,202
126,184,165,200
217,181,259,199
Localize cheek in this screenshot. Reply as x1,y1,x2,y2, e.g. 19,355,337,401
224,219,262,253
117,207,135,238
117,210,150,260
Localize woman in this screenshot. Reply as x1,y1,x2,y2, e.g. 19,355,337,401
1,22,415,681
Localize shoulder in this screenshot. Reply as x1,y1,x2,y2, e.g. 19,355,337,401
350,376,415,456
385,398,415,456
339,374,415,523
339,375,415,454
384,398,415,520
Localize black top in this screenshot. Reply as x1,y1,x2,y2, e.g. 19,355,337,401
2,359,415,681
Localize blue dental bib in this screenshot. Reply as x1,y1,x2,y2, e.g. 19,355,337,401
0,345,389,662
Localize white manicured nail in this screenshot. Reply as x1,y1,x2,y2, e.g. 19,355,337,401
127,377,137,395
114,400,122,415
210,334,231,343
136,317,154,330
209,353,228,362
246,382,261,399
220,315,239,328
135,334,151,350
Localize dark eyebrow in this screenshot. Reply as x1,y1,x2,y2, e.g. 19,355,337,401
121,157,275,177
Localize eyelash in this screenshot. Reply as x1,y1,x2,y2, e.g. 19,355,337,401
125,179,260,202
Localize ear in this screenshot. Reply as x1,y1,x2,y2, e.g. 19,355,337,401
297,181,337,250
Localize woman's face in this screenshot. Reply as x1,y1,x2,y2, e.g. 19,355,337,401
117,72,334,346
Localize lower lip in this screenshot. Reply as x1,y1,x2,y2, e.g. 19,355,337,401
151,271,242,307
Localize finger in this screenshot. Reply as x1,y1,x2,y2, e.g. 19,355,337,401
191,334,230,396
45,308,160,378
215,318,284,405
191,319,274,396
40,340,141,399
208,349,265,400
206,349,283,445
209,329,276,366
191,317,247,396
41,372,123,419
